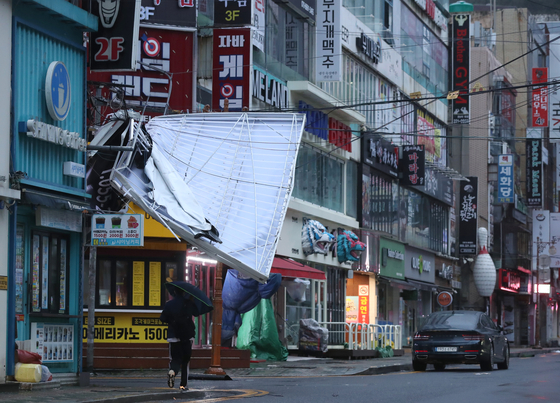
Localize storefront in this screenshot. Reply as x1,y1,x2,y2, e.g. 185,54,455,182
81,203,191,369
9,2,97,376
377,238,406,330
402,246,436,343
276,206,362,348
497,267,532,346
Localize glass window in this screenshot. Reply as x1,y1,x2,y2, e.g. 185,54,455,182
293,144,345,213
346,160,358,218
98,260,112,306
165,262,178,302
115,261,128,306
422,312,480,330
94,258,176,309
254,0,312,81
30,232,69,314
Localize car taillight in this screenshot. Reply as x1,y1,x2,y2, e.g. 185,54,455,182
414,333,431,340
462,334,485,341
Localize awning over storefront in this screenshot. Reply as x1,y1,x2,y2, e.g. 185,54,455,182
271,257,326,280
21,188,90,211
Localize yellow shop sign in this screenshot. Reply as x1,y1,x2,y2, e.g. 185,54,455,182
82,312,167,343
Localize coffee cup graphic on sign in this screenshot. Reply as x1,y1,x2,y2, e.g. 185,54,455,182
95,216,106,229
111,216,122,229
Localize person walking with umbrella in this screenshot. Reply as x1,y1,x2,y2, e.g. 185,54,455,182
161,281,213,392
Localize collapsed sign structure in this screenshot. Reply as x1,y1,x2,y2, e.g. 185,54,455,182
102,112,305,282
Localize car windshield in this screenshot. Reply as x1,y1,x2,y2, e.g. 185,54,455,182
421,312,479,330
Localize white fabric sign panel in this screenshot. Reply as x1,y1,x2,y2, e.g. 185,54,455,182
316,0,342,82
111,113,305,282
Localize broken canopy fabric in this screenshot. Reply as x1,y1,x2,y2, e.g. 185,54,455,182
111,112,305,282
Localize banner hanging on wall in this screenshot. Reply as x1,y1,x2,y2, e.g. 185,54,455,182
212,28,252,112
452,13,470,124
532,67,549,127
458,177,478,255
526,138,543,207
497,154,514,203
316,0,342,82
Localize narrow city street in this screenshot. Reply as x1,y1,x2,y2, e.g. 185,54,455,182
89,353,560,403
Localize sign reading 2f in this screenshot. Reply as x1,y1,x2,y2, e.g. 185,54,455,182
94,37,125,61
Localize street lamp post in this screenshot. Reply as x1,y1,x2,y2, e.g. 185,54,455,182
535,237,542,349
533,236,551,349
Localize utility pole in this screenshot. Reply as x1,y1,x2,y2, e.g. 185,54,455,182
533,236,550,349
205,261,226,376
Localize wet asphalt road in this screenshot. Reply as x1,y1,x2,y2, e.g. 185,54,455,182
92,352,560,402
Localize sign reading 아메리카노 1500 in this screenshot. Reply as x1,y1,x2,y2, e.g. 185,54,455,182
452,14,470,124
459,177,478,255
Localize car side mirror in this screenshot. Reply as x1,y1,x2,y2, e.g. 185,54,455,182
504,329,514,335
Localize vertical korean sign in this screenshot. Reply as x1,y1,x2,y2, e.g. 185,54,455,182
459,177,478,255
316,0,342,82
88,29,195,116
532,68,548,127
550,34,560,142
452,14,470,124
90,0,141,71
212,28,252,112
497,154,514,203
401,145,425,186
526,138,543,207
358,285,369,324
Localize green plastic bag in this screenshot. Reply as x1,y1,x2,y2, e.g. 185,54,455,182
236,299,288,361
375,345,394,358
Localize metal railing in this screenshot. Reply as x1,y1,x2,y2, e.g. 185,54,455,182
314,322,402,350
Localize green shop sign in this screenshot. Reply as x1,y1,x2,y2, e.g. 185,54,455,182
379,238,405,280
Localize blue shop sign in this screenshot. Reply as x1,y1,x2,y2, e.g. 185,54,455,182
497,154,514,203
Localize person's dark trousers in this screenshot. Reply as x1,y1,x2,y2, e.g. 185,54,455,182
169,340,192,388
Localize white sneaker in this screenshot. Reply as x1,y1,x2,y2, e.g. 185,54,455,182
167,369,175,388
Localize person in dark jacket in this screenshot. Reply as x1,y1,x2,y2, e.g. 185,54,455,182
160,289,196,392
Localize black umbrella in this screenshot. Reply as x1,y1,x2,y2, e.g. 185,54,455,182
165,281,213,316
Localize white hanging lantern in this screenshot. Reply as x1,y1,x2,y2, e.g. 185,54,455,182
472,227,496,297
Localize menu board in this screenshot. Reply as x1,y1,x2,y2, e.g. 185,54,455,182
133,261,145,306
149,262,161,306
92,214,144,247
31,323,74,363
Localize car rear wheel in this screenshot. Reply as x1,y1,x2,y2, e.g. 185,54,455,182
497,345,509,370
413,360,427,371
480,344,494,371
433,363,446,371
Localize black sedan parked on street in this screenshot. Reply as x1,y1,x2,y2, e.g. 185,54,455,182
412,310,509,371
